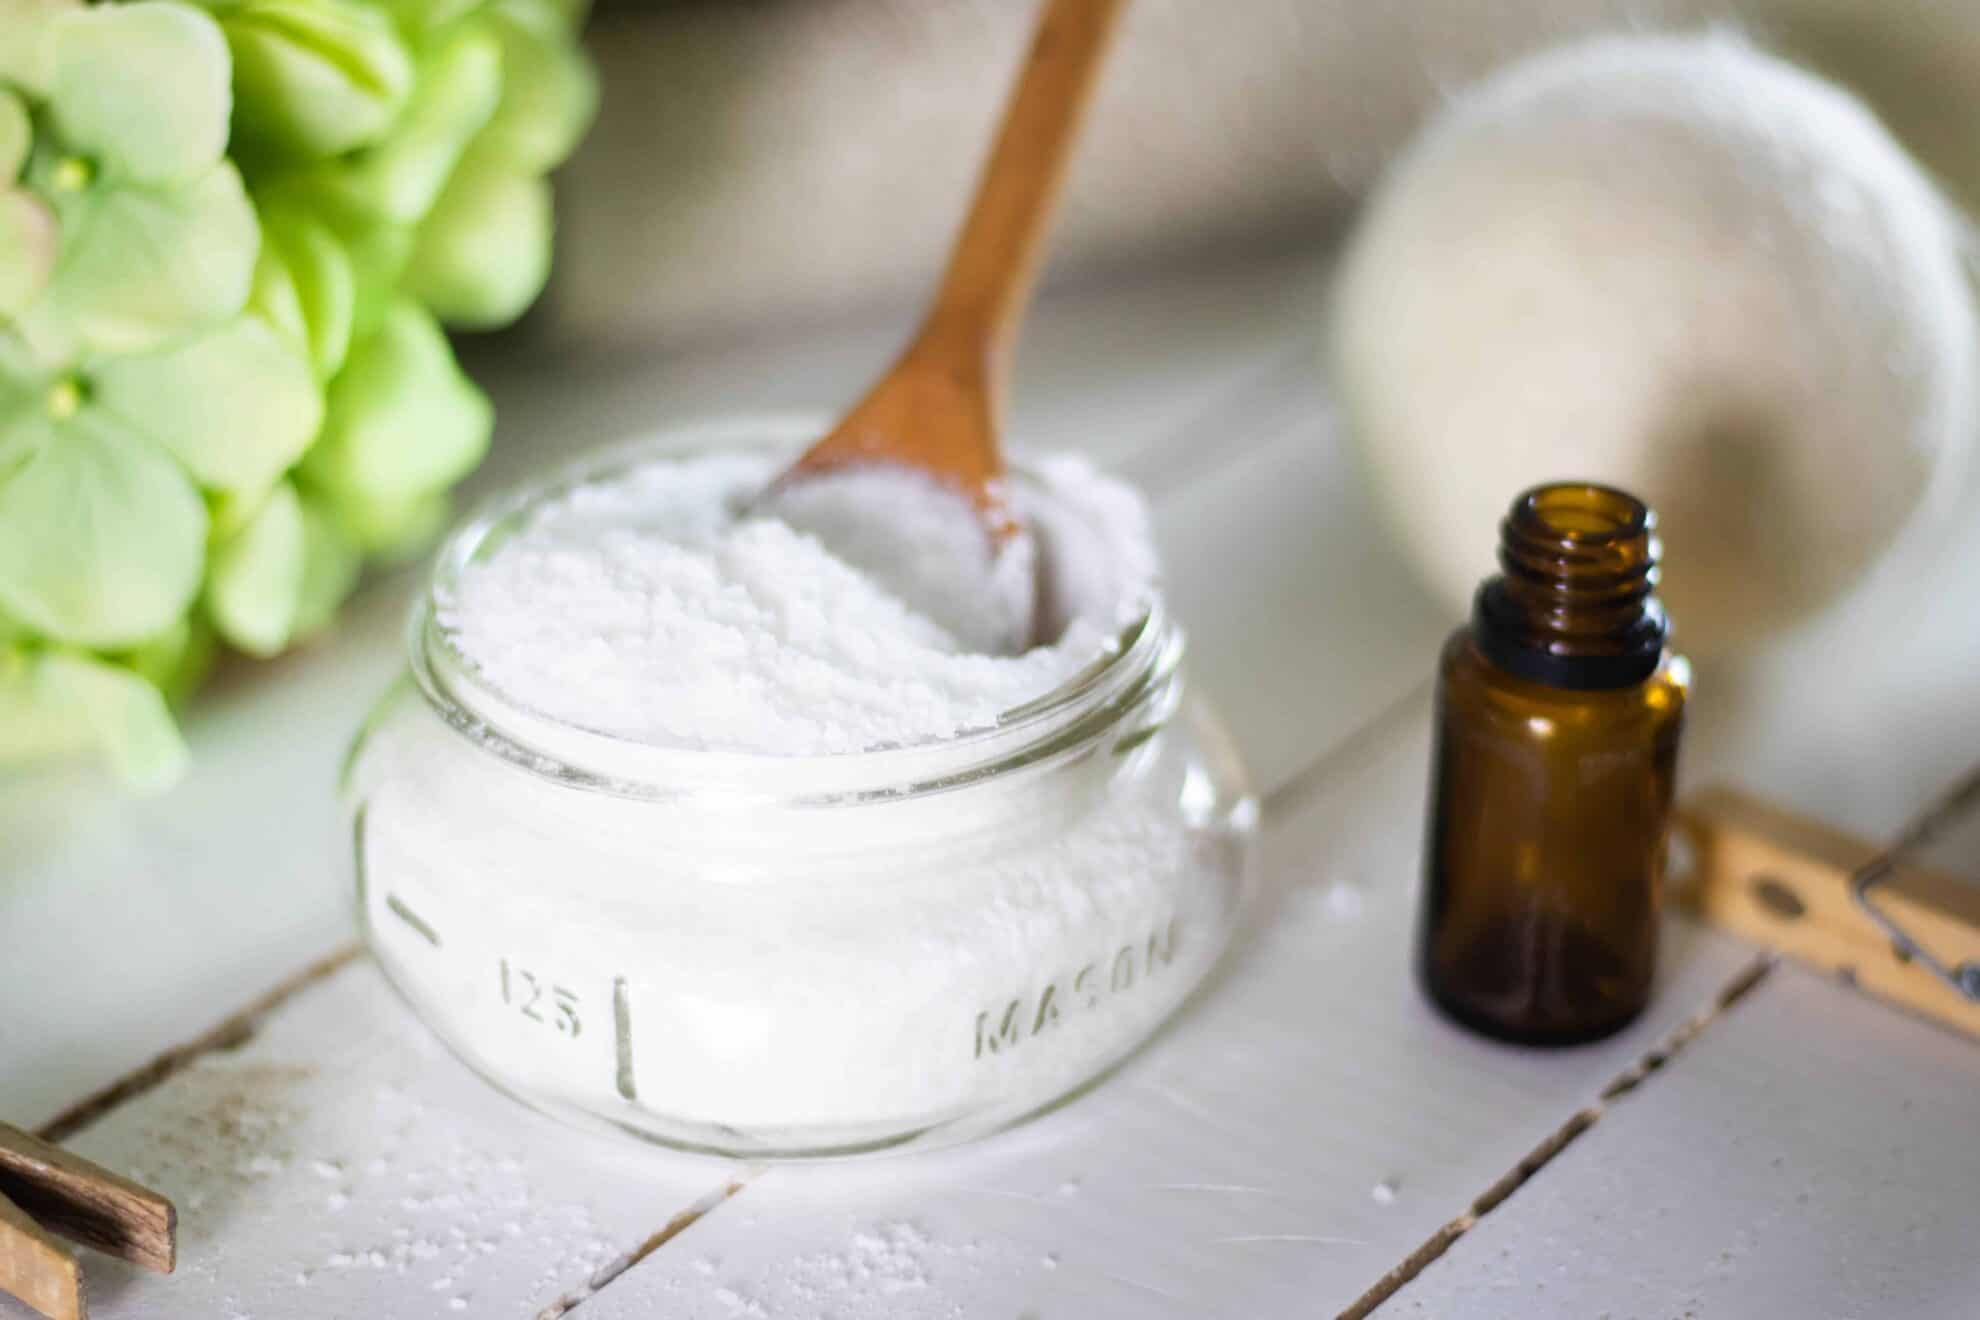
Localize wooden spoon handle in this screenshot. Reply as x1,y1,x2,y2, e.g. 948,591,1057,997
921,0,1129,371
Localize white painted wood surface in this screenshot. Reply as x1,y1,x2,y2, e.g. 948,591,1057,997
1398,961,1980,1319
574,708,1764,1320
33,963,737,1320
3,247,1978,1318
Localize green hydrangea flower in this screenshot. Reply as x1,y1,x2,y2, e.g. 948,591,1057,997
0,0,595,788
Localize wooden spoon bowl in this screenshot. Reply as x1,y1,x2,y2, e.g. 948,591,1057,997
766,0,1130,646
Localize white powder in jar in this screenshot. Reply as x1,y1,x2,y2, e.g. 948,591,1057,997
437,451,1157,755
352,435,1251,1152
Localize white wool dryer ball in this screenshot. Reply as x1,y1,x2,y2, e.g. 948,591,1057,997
1330,32,1978,652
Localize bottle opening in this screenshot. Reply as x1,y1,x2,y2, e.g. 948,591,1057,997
1476,481,1668,690
1520,484,1649,543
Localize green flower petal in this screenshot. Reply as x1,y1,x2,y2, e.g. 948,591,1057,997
478,0,597,173
0,646,188,790
94,313,322,496
0,389,54,479
118,614,215,703
206,478,302,655
406,155,549,328
248,225,307,349
251,179,405,342
300,298,489,499
0,407,207,646
320,483,447,556
0,187,57,319
330,212,411,342
318,27,499,225
252,204,356,377
21,162,258,359
47,2,231,186
369,0,486,40
0,89,29,180
0,0,79,97
293,487,360,636
224,0,413,162
0,336,49,463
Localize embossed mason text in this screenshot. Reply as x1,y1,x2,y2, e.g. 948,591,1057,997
974,919,1180,1059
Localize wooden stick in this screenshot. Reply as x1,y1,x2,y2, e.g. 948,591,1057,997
1677,786,1980,1038
0,1123,175,1274
0,1188,84,1320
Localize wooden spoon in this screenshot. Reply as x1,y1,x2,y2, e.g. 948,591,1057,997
764,0,1130,650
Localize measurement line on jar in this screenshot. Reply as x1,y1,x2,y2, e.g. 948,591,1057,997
613,977,638,1102
386,894,442,948
351,804,370,910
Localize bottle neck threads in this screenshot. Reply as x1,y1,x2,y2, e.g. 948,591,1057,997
1473,483,1667,690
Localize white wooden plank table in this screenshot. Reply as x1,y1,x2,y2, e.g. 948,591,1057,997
1398,962,1980,1319
4,248,1978,1318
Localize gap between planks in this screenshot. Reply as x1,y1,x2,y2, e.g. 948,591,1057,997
537,681,1440,1313
1337,953,1779,1320
532,1176,752,1319
25,687,1774,1320
35,946,363,1146
17,683,1434,1315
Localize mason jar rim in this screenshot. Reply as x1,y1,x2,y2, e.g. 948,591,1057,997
407,413,1179,807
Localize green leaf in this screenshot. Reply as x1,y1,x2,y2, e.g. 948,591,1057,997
206,478,303,654
477,0,596,173
317,26,500,225
251,204,356,377
301,298,489,499
0,407,207,646
0,187,57,319
293,486,359,636
0,88,29,180
47,2,231,186
21,161,258,359
0,647,188,790
224,0,413,161
406,154,549,328
94,313,323,496
0,0,79,97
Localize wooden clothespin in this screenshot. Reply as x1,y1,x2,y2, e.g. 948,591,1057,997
0,1121,175,1320
1678,772,1980,1039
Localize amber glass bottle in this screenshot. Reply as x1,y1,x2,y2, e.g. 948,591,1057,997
1418,484,1689,1045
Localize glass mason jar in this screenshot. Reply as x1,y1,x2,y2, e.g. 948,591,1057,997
341,418,1257,1158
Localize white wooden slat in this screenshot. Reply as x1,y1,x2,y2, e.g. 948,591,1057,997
574,702,1763,1320
0,251,1326,1133
1397,961,1980,1320
0,583,408,1130
0,960,740,1320
1141,374,1450,795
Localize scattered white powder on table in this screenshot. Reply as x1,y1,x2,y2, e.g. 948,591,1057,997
438,451,1156,755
